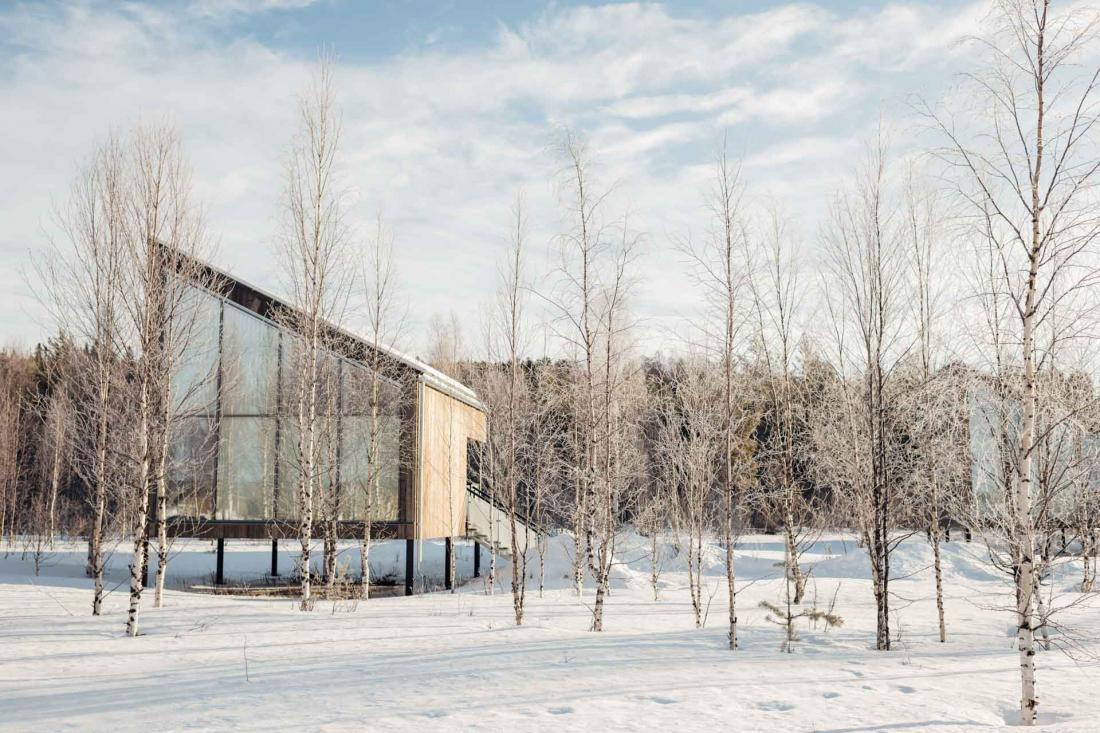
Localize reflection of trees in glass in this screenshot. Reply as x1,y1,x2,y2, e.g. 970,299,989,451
166,416,216,518
221,303,279,416
969,382,1100,523
341,358,404,525
276,415,340,520
217,417,276,520
341,414,400,521
277,417,300,520
168,283,406,526
171,286,221,416
968,384,1017,519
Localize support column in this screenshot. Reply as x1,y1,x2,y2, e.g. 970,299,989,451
404,538,415,596
473,540,481,578
271,539,278,577
216,538,225,585
444,537,453,591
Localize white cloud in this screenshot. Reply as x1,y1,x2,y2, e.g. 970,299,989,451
188,0,323,19
602,88,753,120
0,1,993,354
744,135,854,168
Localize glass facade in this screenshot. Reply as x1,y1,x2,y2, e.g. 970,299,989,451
170,286,221,416
166,416,217,517
168,284,403,523
221,302,279,416
969,385,1100,520
217,416,277,520
340,414,401,520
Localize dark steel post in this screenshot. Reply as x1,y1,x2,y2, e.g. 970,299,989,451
473,540,481,578
444,537,453,591
271,539,278,577
404,538,415,596
216,537,225,585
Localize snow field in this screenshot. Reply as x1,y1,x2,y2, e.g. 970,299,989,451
1,533,1099,732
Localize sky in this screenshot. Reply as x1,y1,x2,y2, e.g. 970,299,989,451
0,0,993,358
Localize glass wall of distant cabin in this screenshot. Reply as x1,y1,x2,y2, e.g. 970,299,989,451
968,383,1100,522
167,284,402,524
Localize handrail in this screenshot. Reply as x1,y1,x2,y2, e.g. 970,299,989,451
465,479,541,533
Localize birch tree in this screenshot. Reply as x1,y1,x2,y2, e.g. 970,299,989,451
347,212,407,600
279,55,353,610
907,175,947,644
747,205,819,606
896,172,968,643
684,141,751,649
484,192,532,624
548,129,640,630
42,134,128,616
549,129,609,600
652,355,721,627
588,224,640,632
121,123,211,636
819,132,911,652
928,0,1100,722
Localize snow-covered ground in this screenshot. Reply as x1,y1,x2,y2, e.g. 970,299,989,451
2,533,1099,732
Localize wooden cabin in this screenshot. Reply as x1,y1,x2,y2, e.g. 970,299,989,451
162,254,491,593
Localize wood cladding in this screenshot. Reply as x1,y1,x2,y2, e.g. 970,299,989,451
416,383,487,540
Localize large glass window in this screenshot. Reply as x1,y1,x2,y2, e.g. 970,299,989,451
168,285,406,525
278,334,303,415
217,417,277,520
166,416,217,518
276,416,343,520
220,303,279,416
341,414,400,521
277,417,301,520
171,286,221,416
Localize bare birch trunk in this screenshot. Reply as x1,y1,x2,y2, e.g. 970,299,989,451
298,354,317,610
47,407,65,546
931,517,946,643
725,486,738,649
1015,254,1040,725
784,521,806,605
154,485,168,607
90,380,110,616
359,522,371,599
1012,4,1046,719
126,380,153,637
